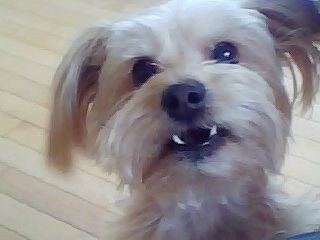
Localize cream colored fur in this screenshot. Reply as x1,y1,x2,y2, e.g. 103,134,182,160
48,0,320,239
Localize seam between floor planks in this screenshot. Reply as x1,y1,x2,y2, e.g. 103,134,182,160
0,163,117,238
0,193,97,240
0,192,97,238
0,137,123,212
0,161,115,212
0,224,30,240
1,116,120,183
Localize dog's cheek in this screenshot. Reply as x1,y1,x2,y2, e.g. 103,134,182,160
96,78,172,185
201,68,288,172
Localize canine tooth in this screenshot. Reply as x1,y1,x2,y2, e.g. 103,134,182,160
202,142,210,146
210,125,217,136
172,135,185,145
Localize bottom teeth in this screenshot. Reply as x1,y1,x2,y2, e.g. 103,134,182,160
172,125,218,146
201,141,210,146
172,135,186,145
210,125,217,136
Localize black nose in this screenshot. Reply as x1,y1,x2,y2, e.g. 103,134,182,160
161,79,206,123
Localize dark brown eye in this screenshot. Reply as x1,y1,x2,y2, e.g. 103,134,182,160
132,57,159,87
210,42,239,64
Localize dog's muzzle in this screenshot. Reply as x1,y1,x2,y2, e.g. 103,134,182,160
161,79,233,161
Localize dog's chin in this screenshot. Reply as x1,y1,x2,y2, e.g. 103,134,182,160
164,124,234,163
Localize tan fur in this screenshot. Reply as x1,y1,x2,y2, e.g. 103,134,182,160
48,23,110,169
246,0,320,110
48,0,320,239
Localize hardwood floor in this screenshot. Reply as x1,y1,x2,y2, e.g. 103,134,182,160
0,0,319,239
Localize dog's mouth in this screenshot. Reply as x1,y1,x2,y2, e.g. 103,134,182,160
167,124,232,157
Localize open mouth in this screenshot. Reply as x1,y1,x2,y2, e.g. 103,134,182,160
167,124,231,154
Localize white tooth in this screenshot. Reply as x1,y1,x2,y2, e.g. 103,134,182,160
172,135,186,145
210,125,217,136
202,142,210,146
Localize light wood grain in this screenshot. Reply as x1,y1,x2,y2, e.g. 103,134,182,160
0,18,68,54
0,52,54,86
288,136,320,165
0,3,75,38
7,122,48,153
0,91,49,129
0,163,116,238
291,117,320,142
0,225,28,240
0,35,61,68
0,137,123,213
4,120,120,183
283,155,320,187
0,193,97,240
0,112,20,136
0,70,50,107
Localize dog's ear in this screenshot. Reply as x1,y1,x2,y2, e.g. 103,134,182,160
248,0,320,110
48,24,110,170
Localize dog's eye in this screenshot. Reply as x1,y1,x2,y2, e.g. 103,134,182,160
210,42,239,64
132,57,159,87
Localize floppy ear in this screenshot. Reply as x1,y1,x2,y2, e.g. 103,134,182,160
248,0,320,110
48,24,110,169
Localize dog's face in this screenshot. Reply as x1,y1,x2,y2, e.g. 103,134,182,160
94,0,290,184
49,0,320,187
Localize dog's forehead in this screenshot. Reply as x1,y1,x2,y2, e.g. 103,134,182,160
107,0,266,61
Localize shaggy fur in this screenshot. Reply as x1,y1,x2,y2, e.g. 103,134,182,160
48,0,320,239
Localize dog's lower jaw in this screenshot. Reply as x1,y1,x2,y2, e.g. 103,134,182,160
107,165,298,240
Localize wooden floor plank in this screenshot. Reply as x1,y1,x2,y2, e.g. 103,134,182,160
0,18,68,54
0,4,74,39
34,0,121,20
0,70,50,107
0,112,21,137
0,3,56,30
6,122,48,153
0,193,97,240
291,117,320,143
0,0,94,27
288,136,320,165
0,164,117,238
0,225,28,240
0,0,46,12
0,51,54,86
0,35,61,69
0,164,8,174
4,120,120,183
75,153,120,184
283,177,315,197
0,91,49,129
0,137,123,212
283,155,320,187
35,4,95,27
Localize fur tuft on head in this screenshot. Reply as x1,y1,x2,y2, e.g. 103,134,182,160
247,0,320,110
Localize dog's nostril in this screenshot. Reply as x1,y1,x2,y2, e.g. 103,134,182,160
188,91,202,104
161,79,206,123
167,95,179,109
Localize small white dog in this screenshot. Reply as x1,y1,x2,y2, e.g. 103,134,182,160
48,0,320,239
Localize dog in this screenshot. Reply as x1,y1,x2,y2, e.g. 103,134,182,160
48,0,320,239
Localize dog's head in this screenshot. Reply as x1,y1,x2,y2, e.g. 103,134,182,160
48,0,320,186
